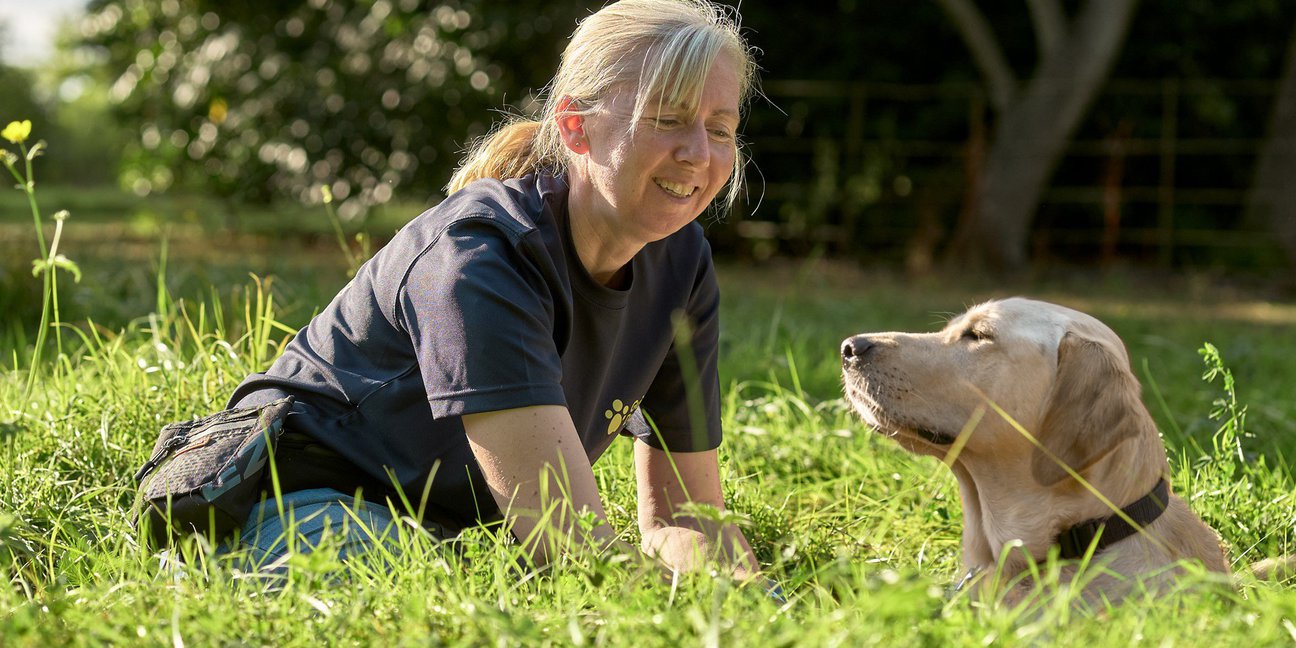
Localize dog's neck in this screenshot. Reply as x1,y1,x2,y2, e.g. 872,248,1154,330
1054,478,1169,559
950,432,1168,573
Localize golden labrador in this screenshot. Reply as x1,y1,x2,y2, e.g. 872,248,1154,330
840,297,1232,605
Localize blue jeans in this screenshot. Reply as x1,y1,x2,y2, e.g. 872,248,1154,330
234,488,399,571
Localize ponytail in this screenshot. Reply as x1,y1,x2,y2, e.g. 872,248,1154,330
445,120,552,194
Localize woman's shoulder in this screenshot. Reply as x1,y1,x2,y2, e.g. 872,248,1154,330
414,172,567,239
366,173,568,287
369,173,564,272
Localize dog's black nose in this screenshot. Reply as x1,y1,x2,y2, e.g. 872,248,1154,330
841,336,875,363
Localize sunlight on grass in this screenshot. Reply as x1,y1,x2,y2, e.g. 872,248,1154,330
0,175,1294,644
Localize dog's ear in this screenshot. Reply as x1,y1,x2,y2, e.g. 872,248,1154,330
1031,332,1148,486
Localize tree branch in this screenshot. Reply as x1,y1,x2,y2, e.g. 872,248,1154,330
936,0,1017,112
1026,0,1067,62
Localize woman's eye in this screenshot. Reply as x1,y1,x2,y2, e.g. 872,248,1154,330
709,128,734,141
652,116,681,128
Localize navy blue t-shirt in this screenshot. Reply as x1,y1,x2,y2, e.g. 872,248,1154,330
230,172,722,532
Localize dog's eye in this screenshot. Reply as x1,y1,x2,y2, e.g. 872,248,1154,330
961,328,991,342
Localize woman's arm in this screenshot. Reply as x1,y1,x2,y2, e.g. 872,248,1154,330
464,405,634,564
634,440,760,579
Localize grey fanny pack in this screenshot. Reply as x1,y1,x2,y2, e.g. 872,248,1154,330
133,396,295,547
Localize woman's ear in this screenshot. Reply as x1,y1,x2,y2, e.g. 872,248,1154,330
556,96,587,154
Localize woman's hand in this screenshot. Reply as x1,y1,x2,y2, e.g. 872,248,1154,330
463,409,773,594
634,441,762,580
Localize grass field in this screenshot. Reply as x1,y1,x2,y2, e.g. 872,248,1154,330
1,185,1295,646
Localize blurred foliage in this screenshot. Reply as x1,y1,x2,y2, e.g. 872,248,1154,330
0,25,131,186
0,66,52,136
0,62,124,186
71,0,586,217
31,0,1296,270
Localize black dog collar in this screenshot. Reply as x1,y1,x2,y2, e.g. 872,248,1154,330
1055,478,1170,560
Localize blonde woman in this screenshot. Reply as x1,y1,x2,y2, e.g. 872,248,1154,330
229,0,767,588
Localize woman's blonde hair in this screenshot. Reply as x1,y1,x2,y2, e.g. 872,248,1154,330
446,0,757,209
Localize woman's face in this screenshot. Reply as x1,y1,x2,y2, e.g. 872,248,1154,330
577,53,741,245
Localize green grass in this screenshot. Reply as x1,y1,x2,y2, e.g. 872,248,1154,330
2,198,1296,645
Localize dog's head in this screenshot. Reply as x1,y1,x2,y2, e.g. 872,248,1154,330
841,298,1157,485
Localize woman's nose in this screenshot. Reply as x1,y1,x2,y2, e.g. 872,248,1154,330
673,123,710,167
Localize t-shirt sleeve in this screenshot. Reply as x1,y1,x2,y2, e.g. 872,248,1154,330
396,218,567,417
631,250,723,453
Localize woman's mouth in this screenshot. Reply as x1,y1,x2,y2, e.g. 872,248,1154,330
654,178,696,198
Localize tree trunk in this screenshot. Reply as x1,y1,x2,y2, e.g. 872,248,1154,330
1246,17,1296,274
963,0,1139,272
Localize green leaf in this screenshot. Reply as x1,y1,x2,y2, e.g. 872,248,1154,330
51,255,83,283
31,255,83,282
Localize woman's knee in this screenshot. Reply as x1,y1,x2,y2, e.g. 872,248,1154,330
236,488,398,570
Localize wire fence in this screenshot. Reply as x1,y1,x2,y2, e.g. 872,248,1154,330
725,78,1284,268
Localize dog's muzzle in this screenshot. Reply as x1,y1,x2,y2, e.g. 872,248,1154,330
841,334,957,446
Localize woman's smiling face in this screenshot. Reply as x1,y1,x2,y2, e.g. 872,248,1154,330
576,52,741,245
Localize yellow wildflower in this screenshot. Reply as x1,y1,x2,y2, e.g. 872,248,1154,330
2,120,32,144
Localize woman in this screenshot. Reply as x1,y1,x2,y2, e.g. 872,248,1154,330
229,0,762,582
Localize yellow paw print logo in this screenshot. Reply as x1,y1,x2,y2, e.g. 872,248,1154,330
604,398,641,435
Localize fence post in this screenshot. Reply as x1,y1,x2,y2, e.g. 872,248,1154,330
840,83,867,249
1158,78,1178,267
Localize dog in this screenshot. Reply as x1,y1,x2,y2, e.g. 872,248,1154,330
840,297,1233,606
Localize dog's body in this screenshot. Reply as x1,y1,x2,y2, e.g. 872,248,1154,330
841,298,1230,605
